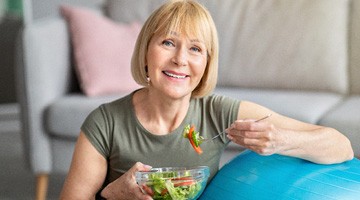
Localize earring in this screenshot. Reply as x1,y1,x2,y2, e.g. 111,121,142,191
145,66,150,85
146,76,151,85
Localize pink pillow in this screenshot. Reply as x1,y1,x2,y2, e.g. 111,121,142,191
60,5,142,96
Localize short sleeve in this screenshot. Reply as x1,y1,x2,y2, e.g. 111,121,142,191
81,105,111,158
206,94,241,142
210,95,240,121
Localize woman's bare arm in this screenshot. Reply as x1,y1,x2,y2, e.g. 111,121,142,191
60,131,107,199
228,101,354,164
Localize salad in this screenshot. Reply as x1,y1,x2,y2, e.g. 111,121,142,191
143,171,202,200
183,125,204,154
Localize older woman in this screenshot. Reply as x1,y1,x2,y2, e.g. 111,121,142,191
60,0,353,199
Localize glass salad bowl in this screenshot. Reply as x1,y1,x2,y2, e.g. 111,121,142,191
135,166,210,200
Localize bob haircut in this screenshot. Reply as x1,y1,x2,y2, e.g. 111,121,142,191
131,0,219,98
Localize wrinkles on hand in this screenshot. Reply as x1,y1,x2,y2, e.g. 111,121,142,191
101,162,153,200
226,119,282,155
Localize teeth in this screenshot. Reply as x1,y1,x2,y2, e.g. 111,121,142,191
163,71,187,79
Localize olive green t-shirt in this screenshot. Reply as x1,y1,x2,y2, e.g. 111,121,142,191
81,92,240,184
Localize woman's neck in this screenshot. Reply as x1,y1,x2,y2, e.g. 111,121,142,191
132,88,191,135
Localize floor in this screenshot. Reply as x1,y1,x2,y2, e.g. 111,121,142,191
0,103,65,200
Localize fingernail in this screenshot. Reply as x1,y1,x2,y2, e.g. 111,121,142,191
144,164,152,169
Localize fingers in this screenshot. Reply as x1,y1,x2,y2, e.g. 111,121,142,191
228,134,273,149
130,162,153,174
228,134,276,155
140,185,154,196
132,163,153,200
229,130,268,139
135,186,153,200
228,120,273,138
117,162,153,200
227,120,277,155
232,119,270,131
101,162,154,200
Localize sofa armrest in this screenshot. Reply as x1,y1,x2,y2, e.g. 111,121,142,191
16,18,74,173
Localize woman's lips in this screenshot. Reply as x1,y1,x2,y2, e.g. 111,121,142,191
162,71,189,79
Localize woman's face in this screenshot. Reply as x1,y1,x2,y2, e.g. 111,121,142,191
146,31,208,99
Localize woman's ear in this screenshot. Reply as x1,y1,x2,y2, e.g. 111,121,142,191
145,66,151,85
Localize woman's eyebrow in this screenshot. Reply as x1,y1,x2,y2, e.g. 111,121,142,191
167,31,204,44
190,39,201,43
169,31,179,36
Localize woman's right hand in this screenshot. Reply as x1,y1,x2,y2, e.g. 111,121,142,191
100,162,153,200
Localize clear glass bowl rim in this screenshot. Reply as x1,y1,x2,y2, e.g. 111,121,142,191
135,166,210,182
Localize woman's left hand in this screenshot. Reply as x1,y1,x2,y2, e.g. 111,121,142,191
100,162,153,200
226,119,284,155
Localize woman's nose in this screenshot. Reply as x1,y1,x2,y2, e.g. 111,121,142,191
172,47,188,66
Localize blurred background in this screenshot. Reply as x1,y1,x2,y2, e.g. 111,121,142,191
0,1,100,199
0,0,30,198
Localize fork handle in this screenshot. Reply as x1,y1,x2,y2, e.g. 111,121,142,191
211,131,226,140
254,114,272,122
208,114,272,141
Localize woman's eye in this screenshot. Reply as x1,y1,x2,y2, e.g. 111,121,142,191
190,46,201,53
162,40,174,47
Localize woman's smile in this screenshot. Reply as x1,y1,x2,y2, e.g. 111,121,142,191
162,70,189,79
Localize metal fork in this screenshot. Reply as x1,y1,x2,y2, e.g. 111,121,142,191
201,114,272,142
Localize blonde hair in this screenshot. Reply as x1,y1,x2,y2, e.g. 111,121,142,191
131,0,219,98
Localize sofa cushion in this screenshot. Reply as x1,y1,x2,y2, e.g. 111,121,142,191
60,5,142,97
45,94,125,138
318,96,360,157
214,87,343,124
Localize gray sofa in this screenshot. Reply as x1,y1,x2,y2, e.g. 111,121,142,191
16,0,360,199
